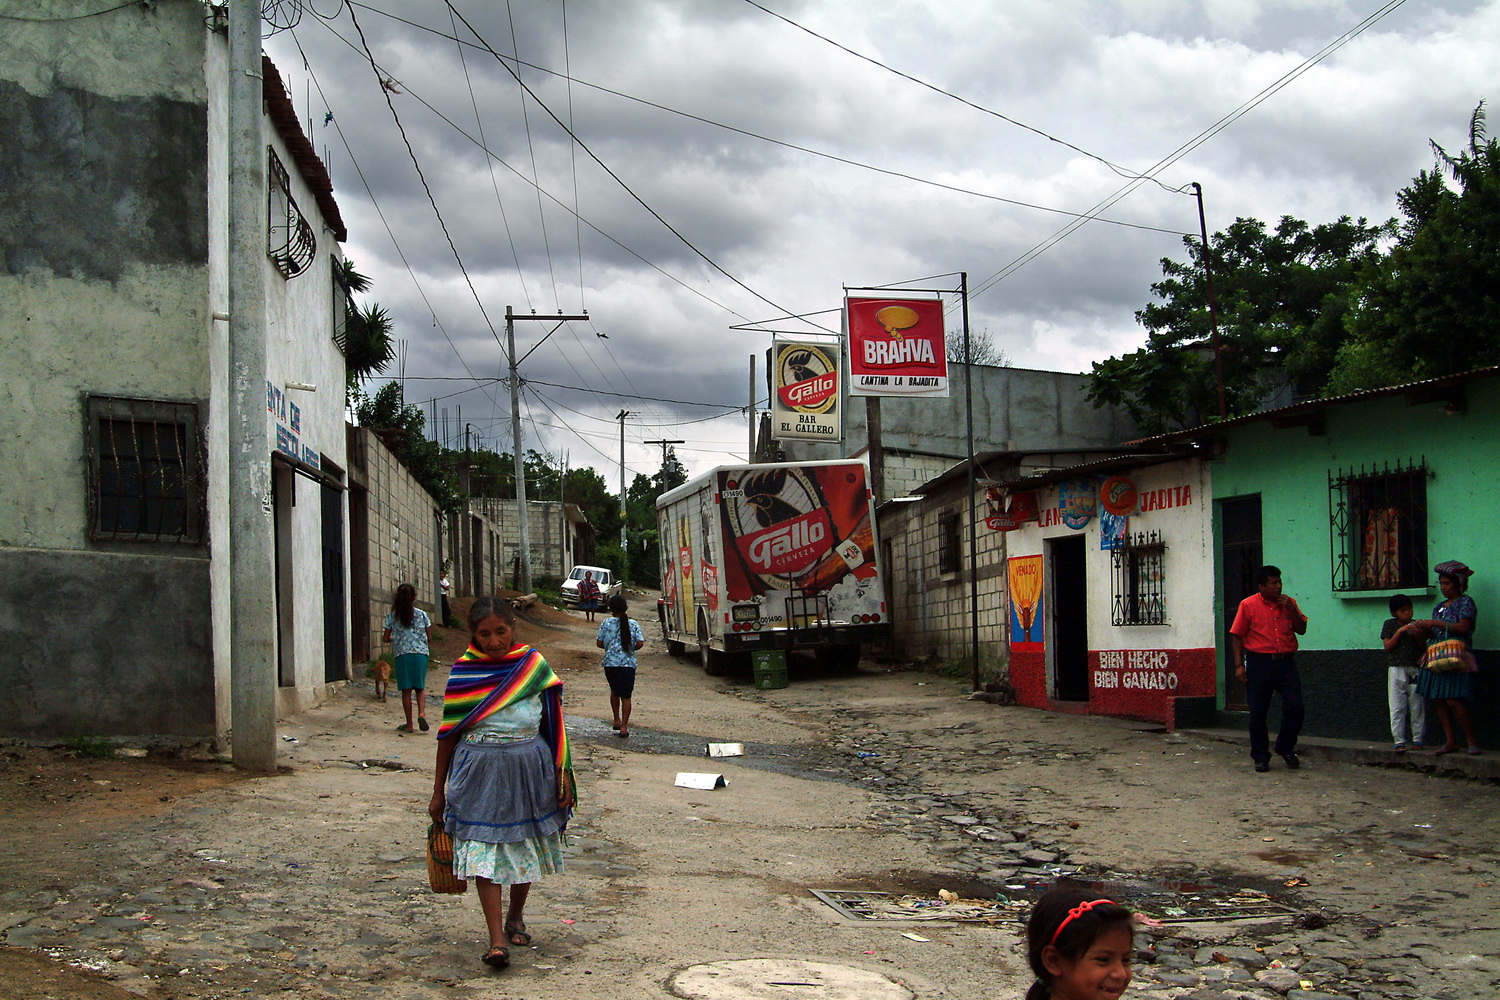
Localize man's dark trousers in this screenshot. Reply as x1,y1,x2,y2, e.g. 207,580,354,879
1244,652,1304,763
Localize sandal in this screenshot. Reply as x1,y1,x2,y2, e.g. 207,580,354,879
505,922,532,947
1434,744,1459,756
418,716,430,732
482,945,510,968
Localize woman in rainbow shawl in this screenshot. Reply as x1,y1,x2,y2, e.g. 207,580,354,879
429,596,576,969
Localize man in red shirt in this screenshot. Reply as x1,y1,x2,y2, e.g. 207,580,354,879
1230,565,1308,772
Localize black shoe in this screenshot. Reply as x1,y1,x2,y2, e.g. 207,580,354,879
1254,761,1270,772
1281,752,1301,769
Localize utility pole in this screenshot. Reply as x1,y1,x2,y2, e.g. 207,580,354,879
617,410,633,574
1191,182,1228,419
644,438,685,471
960,273,980,692
505,306,588,594
747,353,756,461
227,0,276,772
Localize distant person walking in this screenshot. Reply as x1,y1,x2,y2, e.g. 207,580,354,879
576,571,602,623
1413,560,1481,756
597,595,645,737
383,582,434,733
1230,565,1308,772
440,571,454,627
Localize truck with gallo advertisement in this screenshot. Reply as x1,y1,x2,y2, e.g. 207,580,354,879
655,460,890,674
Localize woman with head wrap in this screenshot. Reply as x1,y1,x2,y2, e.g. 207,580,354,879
1412,560,1481,755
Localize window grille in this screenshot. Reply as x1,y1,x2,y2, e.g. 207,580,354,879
937,512,961,574
87,396,205,543
331,255,352,354
1328,459,1428,591
1111,531,1166,626
267,147,317,278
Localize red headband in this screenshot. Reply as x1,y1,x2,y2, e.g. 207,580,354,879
1049,898,1117,945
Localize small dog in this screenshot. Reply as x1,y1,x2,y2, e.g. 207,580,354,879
373,659,392,701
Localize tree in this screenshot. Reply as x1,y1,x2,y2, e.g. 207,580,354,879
946,326,1011,367
1088,214,1392,433
355,382,461,512
1332,103,1500,392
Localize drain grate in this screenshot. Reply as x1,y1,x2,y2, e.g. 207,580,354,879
810,889,1025,924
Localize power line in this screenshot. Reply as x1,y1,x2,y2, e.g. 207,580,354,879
285,27,502,412
333,2,1182,237
0,1,140,21
968,0,1413,301
442,0,834,333
346,5,508,355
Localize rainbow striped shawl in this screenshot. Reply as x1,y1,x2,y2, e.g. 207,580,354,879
436,644,572,780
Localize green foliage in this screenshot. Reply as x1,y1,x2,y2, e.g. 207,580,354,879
67,733,115,759
1093,104,1500,430
1090,215,1392,433
594,540,627,581
1334,102,1500,390
356,382,462,513
532,576,562,607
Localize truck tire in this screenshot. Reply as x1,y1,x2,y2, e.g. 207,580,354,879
697,613,726,675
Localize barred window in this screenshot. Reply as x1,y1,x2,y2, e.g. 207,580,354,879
1111,531,1165,626
267,147,317,279
1329,459,1428,591
87,396,204,543
937,512,961,575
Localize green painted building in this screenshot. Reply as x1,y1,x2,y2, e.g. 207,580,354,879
1142,367,1499,747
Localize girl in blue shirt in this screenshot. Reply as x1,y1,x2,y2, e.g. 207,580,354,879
596,596,644,737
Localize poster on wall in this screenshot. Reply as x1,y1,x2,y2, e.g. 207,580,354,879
1008,555,1043,646
1100,511,1128,550
1059,478,1097,529
1099,476,1137,516
845,296,949,397
771,339,841,443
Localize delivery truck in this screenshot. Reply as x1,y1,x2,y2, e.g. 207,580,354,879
655,460,891,674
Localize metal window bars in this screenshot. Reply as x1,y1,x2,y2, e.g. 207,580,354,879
1111,531,1166,626
1328,458,1429,591
86,396,204,543
937,512,962,574
267,147,317,279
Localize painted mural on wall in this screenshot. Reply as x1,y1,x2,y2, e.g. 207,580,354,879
1059,478,1096,529
267,380,320,469
1008,554,1043,646
1088,647,1215,720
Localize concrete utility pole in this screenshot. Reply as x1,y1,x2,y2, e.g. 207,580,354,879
748,354,756,461
227,0,277,772
644,438,685,472
505,306,588,595
616,410,633,570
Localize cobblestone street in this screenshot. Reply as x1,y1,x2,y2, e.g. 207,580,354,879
2,610,1497,999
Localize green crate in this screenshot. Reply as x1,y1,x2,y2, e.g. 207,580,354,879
752,650,788,690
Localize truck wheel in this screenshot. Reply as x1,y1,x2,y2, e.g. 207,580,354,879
696,613,722,674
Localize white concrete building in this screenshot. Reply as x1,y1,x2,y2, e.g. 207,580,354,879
0,3,352,740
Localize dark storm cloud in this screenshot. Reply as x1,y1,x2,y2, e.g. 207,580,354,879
267,0,1500,478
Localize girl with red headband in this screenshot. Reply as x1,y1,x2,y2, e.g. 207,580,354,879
1024,885,1135,1000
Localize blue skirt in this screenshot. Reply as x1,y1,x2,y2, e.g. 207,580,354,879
394,653,428,691
444,737,570,845
1416,667,1476,702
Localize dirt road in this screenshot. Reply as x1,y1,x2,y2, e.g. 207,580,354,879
2,601,1498,999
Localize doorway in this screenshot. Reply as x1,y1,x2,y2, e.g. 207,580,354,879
321,482,347,684
273,464,296,687
1219,495,1263,710
1048,534,1089,701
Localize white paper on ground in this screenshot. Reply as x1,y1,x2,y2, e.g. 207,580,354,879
675,772,728,789
706,743,745,757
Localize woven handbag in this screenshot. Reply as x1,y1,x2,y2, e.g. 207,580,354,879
1422,638,1477,674
426,824,467,894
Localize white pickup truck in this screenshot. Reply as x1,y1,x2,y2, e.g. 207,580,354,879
559,564,622,607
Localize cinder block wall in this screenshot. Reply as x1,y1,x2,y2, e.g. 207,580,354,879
363,430,439,653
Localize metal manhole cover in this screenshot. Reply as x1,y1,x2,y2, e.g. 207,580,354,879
671,959,911,1000
810,889,1023,923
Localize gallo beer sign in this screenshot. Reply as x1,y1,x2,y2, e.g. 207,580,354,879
771,339,841,443
846,296,949,397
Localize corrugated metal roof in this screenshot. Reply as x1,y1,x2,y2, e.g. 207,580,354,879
1126,365,1500,446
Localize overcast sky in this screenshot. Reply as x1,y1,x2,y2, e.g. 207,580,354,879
264,0,1498,487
